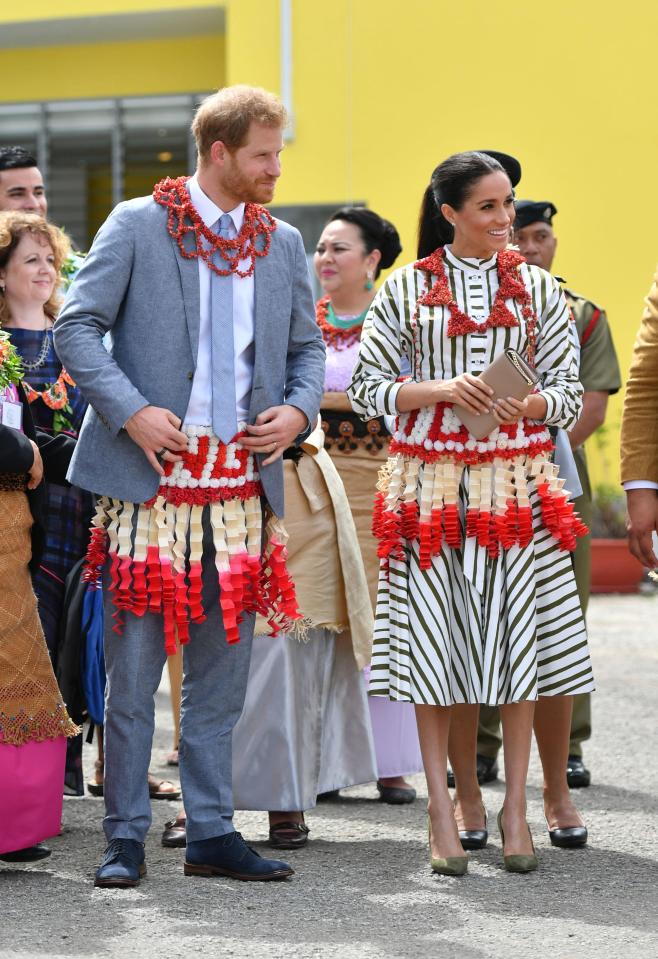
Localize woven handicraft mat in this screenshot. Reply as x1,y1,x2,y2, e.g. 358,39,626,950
0,491,79,745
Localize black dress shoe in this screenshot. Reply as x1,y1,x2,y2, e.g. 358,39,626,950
447,754,499,788
0,843,51,863
567,755,591,788
162,817,187,848
548,824,588,848
376,781,416,804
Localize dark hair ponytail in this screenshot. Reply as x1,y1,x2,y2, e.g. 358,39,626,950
416,151,508,259
417,184,453,258
327,206,402,278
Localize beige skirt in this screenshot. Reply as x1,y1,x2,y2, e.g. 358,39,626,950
326,443,389,608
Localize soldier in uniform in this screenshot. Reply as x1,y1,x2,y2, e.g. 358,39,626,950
476,200,621,794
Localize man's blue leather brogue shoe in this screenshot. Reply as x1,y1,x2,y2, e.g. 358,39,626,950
184,831,294,881
94,839,146,888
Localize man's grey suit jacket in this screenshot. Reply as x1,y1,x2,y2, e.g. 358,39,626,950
54,195,325,518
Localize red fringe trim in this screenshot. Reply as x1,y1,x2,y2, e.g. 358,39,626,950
374,490,588,566
91,539,301,653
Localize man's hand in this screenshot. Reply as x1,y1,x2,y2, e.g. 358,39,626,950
626,488,658,568
125,406,188,476
27,440,44,490
241,405,308,466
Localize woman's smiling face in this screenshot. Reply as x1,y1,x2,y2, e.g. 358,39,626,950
1,232,57,308
442,170,515,258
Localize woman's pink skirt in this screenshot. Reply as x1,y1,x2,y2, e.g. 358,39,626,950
0,736,66,855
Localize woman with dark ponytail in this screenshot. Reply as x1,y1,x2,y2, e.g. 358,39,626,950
348,152,593,875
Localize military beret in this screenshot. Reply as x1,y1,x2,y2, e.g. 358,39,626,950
514,199,557,229
478,150,522,188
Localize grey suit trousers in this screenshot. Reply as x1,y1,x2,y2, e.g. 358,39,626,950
102,510,254,844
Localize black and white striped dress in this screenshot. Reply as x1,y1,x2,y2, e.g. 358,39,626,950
348,247,595,706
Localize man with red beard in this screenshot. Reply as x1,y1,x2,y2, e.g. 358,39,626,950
55,85,325,887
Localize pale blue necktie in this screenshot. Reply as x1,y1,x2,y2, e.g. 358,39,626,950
210,213,239,443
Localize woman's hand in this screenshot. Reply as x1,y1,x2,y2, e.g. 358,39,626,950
438,374,494,415
492,395,529,425
492,393,548,424
27,440,44,489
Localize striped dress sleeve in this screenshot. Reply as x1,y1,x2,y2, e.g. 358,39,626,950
347,273,405,420
532,269,583,429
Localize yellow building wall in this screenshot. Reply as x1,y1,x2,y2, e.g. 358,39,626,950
0,33,224,101
0,0,221,24
226,0,658,488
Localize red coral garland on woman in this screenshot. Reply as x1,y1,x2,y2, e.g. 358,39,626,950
315,295,364,350
413,246,537,342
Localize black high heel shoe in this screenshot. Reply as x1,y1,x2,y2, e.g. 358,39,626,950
458,808,488,851
546,820,588,848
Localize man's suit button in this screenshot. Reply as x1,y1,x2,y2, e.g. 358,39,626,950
187,371,194,380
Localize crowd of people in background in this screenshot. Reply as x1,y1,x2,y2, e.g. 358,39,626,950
0,83,651,886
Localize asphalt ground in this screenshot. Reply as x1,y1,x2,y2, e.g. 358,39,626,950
1,594,657,959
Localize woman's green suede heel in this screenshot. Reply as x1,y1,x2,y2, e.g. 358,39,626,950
497,809,538,873
428,817,468,876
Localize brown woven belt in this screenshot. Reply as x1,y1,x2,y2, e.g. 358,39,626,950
0,473,27,492
320,411,388,456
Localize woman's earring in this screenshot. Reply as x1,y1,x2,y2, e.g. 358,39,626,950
365,269,374,291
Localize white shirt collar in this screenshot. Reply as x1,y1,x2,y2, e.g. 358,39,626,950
443,245,497,274
187,174,245,232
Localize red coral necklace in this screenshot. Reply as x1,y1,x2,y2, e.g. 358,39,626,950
153,175,277,279
315,296,369,350
411,246,538,370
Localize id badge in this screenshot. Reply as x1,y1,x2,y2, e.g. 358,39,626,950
0,399,23,430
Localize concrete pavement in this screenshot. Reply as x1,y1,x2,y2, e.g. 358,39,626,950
1,594,657,959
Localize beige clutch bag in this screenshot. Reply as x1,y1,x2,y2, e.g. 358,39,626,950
452,349,540,440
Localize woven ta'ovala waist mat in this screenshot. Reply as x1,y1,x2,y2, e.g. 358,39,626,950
83,426,300,654
373,403,588,571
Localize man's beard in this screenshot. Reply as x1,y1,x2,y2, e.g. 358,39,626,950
223,166,276,205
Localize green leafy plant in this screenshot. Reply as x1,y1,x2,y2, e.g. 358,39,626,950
590,483,627,538
0,330,24,389
589,422,626,537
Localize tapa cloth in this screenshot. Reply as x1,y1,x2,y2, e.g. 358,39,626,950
0,490,79,746
255,424,373,669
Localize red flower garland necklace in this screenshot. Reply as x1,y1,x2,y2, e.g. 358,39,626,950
411,247,538,368
23,369,75,412
315,296,366,350
153,175,277,278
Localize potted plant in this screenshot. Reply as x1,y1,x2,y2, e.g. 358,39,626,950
586,421,644,593
589,483,643,593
